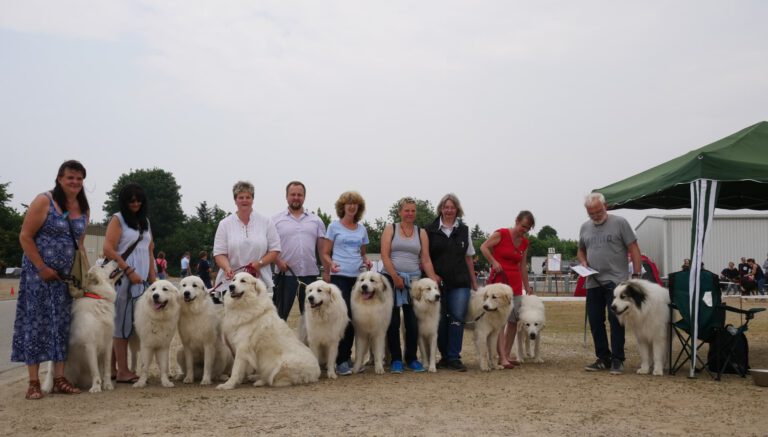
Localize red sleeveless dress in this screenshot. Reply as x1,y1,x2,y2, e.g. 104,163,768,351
491,228,528,296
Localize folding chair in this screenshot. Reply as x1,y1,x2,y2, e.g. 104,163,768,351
668,270,765,380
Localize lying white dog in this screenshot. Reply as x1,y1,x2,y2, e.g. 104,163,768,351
43,261,120,394
515,295,546,364
176,276,233,385
217,272,320,389
466,283,514,371
611,279,670,376
133,280,181,388
304,280,348,379
409,278,441,373
351,271,393,375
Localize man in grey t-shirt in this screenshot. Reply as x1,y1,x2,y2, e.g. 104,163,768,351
577,192,642,375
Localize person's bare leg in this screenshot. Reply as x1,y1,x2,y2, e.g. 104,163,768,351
113,337,138,381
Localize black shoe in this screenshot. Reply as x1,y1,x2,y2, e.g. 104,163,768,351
446,359,467,372
609,359,624,375
584,359,610,372
436,358,450,369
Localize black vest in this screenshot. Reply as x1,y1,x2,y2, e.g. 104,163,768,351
426,218,471,289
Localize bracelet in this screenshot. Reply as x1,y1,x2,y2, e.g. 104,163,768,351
631,273,641,278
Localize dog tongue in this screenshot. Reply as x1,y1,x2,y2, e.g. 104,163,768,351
154,302,165,310
362,291,373,300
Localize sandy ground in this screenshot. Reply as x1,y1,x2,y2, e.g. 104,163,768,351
1,277,767,436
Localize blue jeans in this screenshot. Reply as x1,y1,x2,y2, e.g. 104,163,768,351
331,275,357,365
587,284,625,363
437,287,470,361
273,275,314,319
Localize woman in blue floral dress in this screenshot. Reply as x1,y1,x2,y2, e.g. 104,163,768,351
12,160,89,399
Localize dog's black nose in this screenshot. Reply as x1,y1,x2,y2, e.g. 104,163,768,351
184,291,191,298
361,284,369,292
229,284,236,292
308,296,315,304
152,293,160,302
435,295,441,301
610,305,617,312
530,333,536,340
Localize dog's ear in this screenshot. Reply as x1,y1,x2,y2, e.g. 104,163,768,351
625,283,647,308
86,270,100,287
411,283,423,301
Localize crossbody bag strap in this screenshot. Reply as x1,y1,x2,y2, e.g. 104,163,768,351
121,228,144,261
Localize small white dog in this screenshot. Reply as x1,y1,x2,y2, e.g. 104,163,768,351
176,276,233,385
466,283,514,371
304,280,349,379
351,271,393,375
217,273,320,389
611,279,670,376
515,295,546,364
43,261,120,393
409,278,441,372
133,280,181,388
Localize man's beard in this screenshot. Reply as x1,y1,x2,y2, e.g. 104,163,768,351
289,202,303,211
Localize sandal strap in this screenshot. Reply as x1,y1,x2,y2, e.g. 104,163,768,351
53,376,81,394
26,380,44,400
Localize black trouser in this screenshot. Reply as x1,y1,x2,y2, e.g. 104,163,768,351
331,275,357,365
386,303,419,364
272,275,313,320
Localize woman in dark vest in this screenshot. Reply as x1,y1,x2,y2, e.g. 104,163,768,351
426,193,477,371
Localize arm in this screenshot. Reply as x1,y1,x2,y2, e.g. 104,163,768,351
380,224,404,289
148,240,156,283
213,218,235,279
479,231,502,273
19,194,60,281
628,241,642,276
360,244,372,270
418,229,440,283
577,245,588,267
103,216,141,285
320,238,335,281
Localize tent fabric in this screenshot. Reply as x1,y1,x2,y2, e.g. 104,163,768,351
596,121,768,210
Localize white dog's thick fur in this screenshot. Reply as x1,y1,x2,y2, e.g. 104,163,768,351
176,276,233,385
133,280,181,388
351,271,393,375
304,280,348,379
409,278,441,372
611,279,670,376
42,261,120,393
515,295,546,364
466,284,514,371
217,273,320,389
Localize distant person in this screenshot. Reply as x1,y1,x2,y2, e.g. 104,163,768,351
747,258,765,295
763,253,768,279
480,210,535,370
181,251,192,277
271,181,326,320
578,192,642,375
155,251,168,280
197,250,212,289
12,160,89,399
720,261,740,295
681,258,691,271
738,257,750,278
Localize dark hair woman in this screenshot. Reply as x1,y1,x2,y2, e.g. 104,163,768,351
12,160,90,399
103,182,156,384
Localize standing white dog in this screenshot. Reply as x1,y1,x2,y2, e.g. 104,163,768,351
409,278,441,373
176,276,233,385
217,273,320,389
304,280,348,379
611,279,670,376
43,261,120,393
515,294,546,364
351,271,393,375
466,283,514,371
133,280,181,388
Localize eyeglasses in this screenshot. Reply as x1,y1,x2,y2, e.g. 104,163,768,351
129,199,142,204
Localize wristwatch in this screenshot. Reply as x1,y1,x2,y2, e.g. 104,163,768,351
631,273,642,278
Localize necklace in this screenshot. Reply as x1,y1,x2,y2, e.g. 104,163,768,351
400,224,414,238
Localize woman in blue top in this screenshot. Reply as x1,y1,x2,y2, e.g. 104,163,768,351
321,191,372,376
12,160,89,399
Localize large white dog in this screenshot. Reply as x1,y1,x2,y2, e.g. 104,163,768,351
217,272,320,389
611,279,670,376
409,278,441,373
176,276,233,385
515,295,546,364
466,283,514,371
304,280,348,379
133,279,181,388
351,271,393,375
43,261,120,394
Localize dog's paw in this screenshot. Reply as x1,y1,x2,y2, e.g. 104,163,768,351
161,378,175,388
132,379,147,389
183,376,194,384
374,366,385,375
533,357,544,364
327,372,338,380
428,366,437,373
252,379,265,387
103,381,114,391
493,364,504,370
216,383,233,390
174,373,184,381
636,367,650,375
652,368,664,376
246,373,260,382
200,378,212,386
89,384,102,394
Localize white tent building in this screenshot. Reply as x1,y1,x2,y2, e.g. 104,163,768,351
635,214,768,278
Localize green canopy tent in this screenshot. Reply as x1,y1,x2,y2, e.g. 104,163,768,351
594,121,768,377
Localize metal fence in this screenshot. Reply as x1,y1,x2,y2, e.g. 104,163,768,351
477,274,579,295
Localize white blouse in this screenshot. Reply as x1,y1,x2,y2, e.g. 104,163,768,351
213,211,281,288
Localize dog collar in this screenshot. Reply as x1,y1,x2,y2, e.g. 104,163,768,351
83,292,104,300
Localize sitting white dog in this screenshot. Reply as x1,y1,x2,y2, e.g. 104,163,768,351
466,283,514,371
304,280,348,379
514,295,546,364
133,280,181,388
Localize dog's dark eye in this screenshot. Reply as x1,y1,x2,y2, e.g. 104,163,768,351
163,287,168,291
534,323,539,326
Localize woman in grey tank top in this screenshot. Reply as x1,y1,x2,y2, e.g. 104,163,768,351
380,197,439,373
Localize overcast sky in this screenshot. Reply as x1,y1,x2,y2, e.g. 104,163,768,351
1,1,767,240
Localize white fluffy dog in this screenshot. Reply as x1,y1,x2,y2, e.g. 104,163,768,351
515,295,546,364
217,272,320,389
351,271,393,375
611,279,670,376
466,283,514,371
176,276,233,385
304,280,349,379
409,278,441,372
43,261,120,393
133,280,181,388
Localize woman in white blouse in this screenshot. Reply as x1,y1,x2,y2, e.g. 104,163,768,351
213,181,281,291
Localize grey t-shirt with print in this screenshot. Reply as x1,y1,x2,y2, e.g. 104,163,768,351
578,214,637,289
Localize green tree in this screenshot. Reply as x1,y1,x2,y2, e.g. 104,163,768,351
315,208,332,228
0,182,24,270
537,225,558,240
471,223,489,271
160,202,230,276
103,168,185,243
363,217,388,254
386,198,437,227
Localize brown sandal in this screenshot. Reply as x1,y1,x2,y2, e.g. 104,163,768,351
52,376,81,395
25,380,44,400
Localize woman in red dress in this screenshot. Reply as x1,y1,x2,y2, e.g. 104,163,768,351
480,210,535,369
